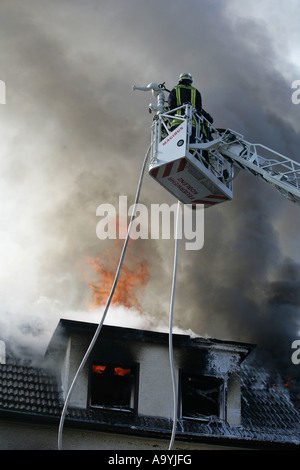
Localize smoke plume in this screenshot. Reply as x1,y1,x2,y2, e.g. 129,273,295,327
0,0,300,383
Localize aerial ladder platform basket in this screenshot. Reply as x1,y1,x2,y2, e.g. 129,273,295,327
133,82,300,209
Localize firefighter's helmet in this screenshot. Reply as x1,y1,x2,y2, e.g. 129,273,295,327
179,72,193,83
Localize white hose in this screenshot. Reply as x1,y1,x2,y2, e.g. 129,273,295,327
57,145,150,450
168,200,181,450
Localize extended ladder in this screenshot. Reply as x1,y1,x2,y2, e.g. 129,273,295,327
216,130,300,205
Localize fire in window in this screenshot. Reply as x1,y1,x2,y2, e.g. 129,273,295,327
181,373,223,420
90,363,138,412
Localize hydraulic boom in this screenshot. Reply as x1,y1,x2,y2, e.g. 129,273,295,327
192,128,300,206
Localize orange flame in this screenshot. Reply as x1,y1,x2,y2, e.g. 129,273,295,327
114,367,132,376
86,238,150,312
284,375,293,388
92,365,106,374
92,365,132,376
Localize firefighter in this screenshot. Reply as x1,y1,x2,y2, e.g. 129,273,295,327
168,73,213,140
168,73,202,123
168,73,213,164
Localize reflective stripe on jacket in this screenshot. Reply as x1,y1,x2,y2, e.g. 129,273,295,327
169,84,201,128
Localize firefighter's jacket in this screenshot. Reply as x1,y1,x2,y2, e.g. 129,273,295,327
168,82,202,128
168,81,213,141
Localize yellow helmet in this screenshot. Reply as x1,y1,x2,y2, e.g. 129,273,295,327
179,72,193,83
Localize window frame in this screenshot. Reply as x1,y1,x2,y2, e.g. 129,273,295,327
179,370,225,421
88,361,139,414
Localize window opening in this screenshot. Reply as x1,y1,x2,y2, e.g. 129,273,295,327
181,373,223,420
90,363,138,412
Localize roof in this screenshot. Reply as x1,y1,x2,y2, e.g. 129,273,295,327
241,362,300,445
47,318,255,358
0,362,62,421
0,360,299,448
0,321,299,449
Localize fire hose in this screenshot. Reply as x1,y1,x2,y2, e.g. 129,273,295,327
57,144,179,450
168,200,180,450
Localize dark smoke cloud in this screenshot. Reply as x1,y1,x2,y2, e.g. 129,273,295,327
0,0,300,382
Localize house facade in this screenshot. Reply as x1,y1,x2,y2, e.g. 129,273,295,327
0,319,299,450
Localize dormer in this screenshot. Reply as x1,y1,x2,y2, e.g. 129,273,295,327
46,319,254,427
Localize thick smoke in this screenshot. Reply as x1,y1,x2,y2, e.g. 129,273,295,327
0,0,300,382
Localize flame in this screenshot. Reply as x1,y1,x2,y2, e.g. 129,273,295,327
86,237,150,312
92,364,132,376
284,375,293,388
271,375,293,390
92,365,106,374
114,367,132,376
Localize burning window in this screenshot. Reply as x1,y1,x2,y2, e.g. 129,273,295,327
90,363,138,412
180,373,223,420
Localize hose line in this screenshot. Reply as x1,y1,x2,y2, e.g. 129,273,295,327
168,200,181,450
57,145,150,450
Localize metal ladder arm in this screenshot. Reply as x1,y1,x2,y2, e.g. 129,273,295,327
218,130,300,205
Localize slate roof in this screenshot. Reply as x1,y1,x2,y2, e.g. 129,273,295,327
241,363,300,445
0,362,62,419
0,359,299,448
